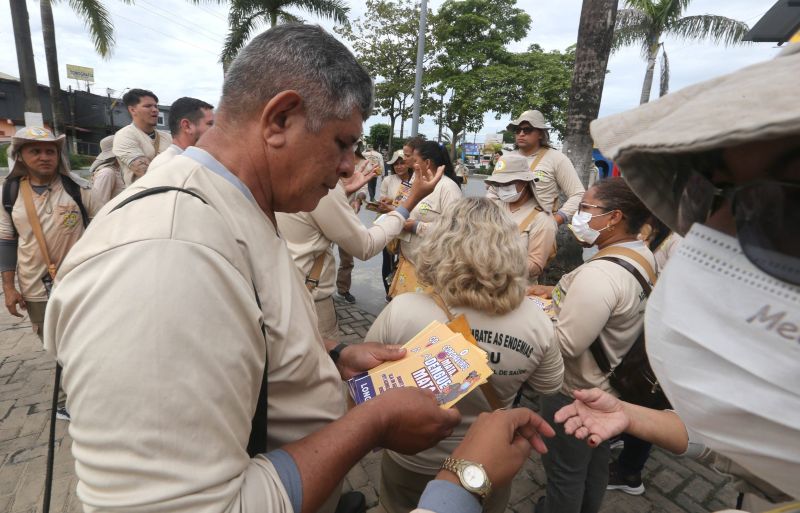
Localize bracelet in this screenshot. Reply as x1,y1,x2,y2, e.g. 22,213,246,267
329,343,349,364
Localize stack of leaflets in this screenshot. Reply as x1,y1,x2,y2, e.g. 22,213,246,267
527,295,555,319
347,321,493,409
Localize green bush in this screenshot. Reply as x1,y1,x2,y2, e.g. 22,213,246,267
68,153,94,169
0,144,8,168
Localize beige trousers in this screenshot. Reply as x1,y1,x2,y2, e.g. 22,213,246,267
27,300,48,341
315,296,339,340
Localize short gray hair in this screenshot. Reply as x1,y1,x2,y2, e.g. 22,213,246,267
220,24,374,132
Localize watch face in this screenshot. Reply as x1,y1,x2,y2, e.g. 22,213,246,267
462,464,486,488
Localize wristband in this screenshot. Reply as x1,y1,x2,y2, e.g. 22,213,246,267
329,343,349,363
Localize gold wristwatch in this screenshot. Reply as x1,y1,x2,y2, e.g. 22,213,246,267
441,457,492,502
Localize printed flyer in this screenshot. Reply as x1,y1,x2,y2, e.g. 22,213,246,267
347,321,493,409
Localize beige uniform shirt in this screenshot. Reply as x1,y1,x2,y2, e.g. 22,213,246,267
90,162,125,208
0,176,98,301
277,182,406,302
43,153,346,512
400,176,462,264
494,197,558,283
366,293,564,474
487,148,584,219
112,123,171,185
379,174,410,203
149,143,183,169
551,240,656,395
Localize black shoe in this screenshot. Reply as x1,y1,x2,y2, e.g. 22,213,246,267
534,495,546,513
335,491,366,513
607,460,645,495
55,407,71,422
336,291,356,304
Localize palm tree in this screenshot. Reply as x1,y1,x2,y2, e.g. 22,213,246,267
9,1,42,116
218,0,350,67
40,0,131,136
614,0,749,104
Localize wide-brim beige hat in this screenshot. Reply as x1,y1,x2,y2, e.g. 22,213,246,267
591,43,800,235
485,153,536,185
386,149,404,165
89,135,117,173
507,110,549,131
7,126,70,178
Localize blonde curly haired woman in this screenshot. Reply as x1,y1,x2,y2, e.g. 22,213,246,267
366,197,564,513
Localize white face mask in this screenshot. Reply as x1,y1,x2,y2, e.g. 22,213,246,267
646,223,800,498
568,211,611,246
497,184,523,203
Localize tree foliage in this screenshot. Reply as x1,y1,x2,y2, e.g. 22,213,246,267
613,0,749,103
336,0,426,151
214,0,350,65
367,123,391,151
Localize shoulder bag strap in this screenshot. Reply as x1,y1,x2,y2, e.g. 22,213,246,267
110,186,269,457
305,252,327,292
588,255,652,374
529,148,548,172
590,246,657,285
427,292,504,411
517,207,541,234
152,131,161,154
20,178,57,280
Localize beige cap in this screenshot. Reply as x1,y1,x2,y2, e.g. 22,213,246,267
386,149,404,165
591,43,800,235
89,135,117,173
507,110,549,131
485,153,535,185
7,126,70,178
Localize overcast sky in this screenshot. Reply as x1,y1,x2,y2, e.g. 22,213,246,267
1,0,778,141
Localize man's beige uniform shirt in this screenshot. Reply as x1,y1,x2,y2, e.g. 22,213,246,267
0,177,98,301
43,154,345,512
149,143,183,169
112,123,171,185
493,197,557,283
90,163,125,207
400,176,462,264
366,293,563,474
551,240,656,395
277,182,406,302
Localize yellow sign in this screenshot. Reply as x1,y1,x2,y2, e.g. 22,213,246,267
791,29,800,44
66,64,94,82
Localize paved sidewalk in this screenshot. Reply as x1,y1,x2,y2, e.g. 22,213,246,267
0,296,739,512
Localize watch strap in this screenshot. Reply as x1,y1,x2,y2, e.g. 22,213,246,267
329,343,348,363
441,457,491,501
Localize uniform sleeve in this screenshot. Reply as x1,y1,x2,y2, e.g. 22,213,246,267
44,240,292,513
525,215,558,280
379,177,390,199
87,168,114,214
313,191,404,261
415,180,463,237
526,337,564,395
553,265,617,359
112,128,146,167
0,184,16,240
553,155,585,219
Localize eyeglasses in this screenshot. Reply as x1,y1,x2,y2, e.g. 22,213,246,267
513,126,536,135
678,172,800,285
578,202,612,213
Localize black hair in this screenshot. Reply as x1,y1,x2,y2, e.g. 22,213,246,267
415,141,456,182
168,97,214,136
592,177,652,235
646,215,672,252
123,88,159,108
404,136,426,152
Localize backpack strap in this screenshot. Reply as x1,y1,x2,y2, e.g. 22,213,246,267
2,177,20,236
588,256,652,374
590,246,657,286
110,186,269,457
60,175,90,228
305,252,327,291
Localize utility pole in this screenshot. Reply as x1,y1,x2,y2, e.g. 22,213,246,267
410,0,427,137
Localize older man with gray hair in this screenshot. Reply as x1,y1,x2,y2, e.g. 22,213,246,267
43,24,552,513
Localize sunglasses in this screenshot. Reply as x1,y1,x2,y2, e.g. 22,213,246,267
513,126,536,135
678,172,800,285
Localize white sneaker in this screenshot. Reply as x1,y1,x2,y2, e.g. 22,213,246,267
55,407,71,421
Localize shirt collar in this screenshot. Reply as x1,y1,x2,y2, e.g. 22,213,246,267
182,147,256,204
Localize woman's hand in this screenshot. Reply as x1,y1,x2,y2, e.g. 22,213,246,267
554,388,630,447
527,284,554,298
377,198,395,213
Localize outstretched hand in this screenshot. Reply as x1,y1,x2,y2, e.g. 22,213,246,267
403,165,445,209
445,408,555,488
554,388,630,447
